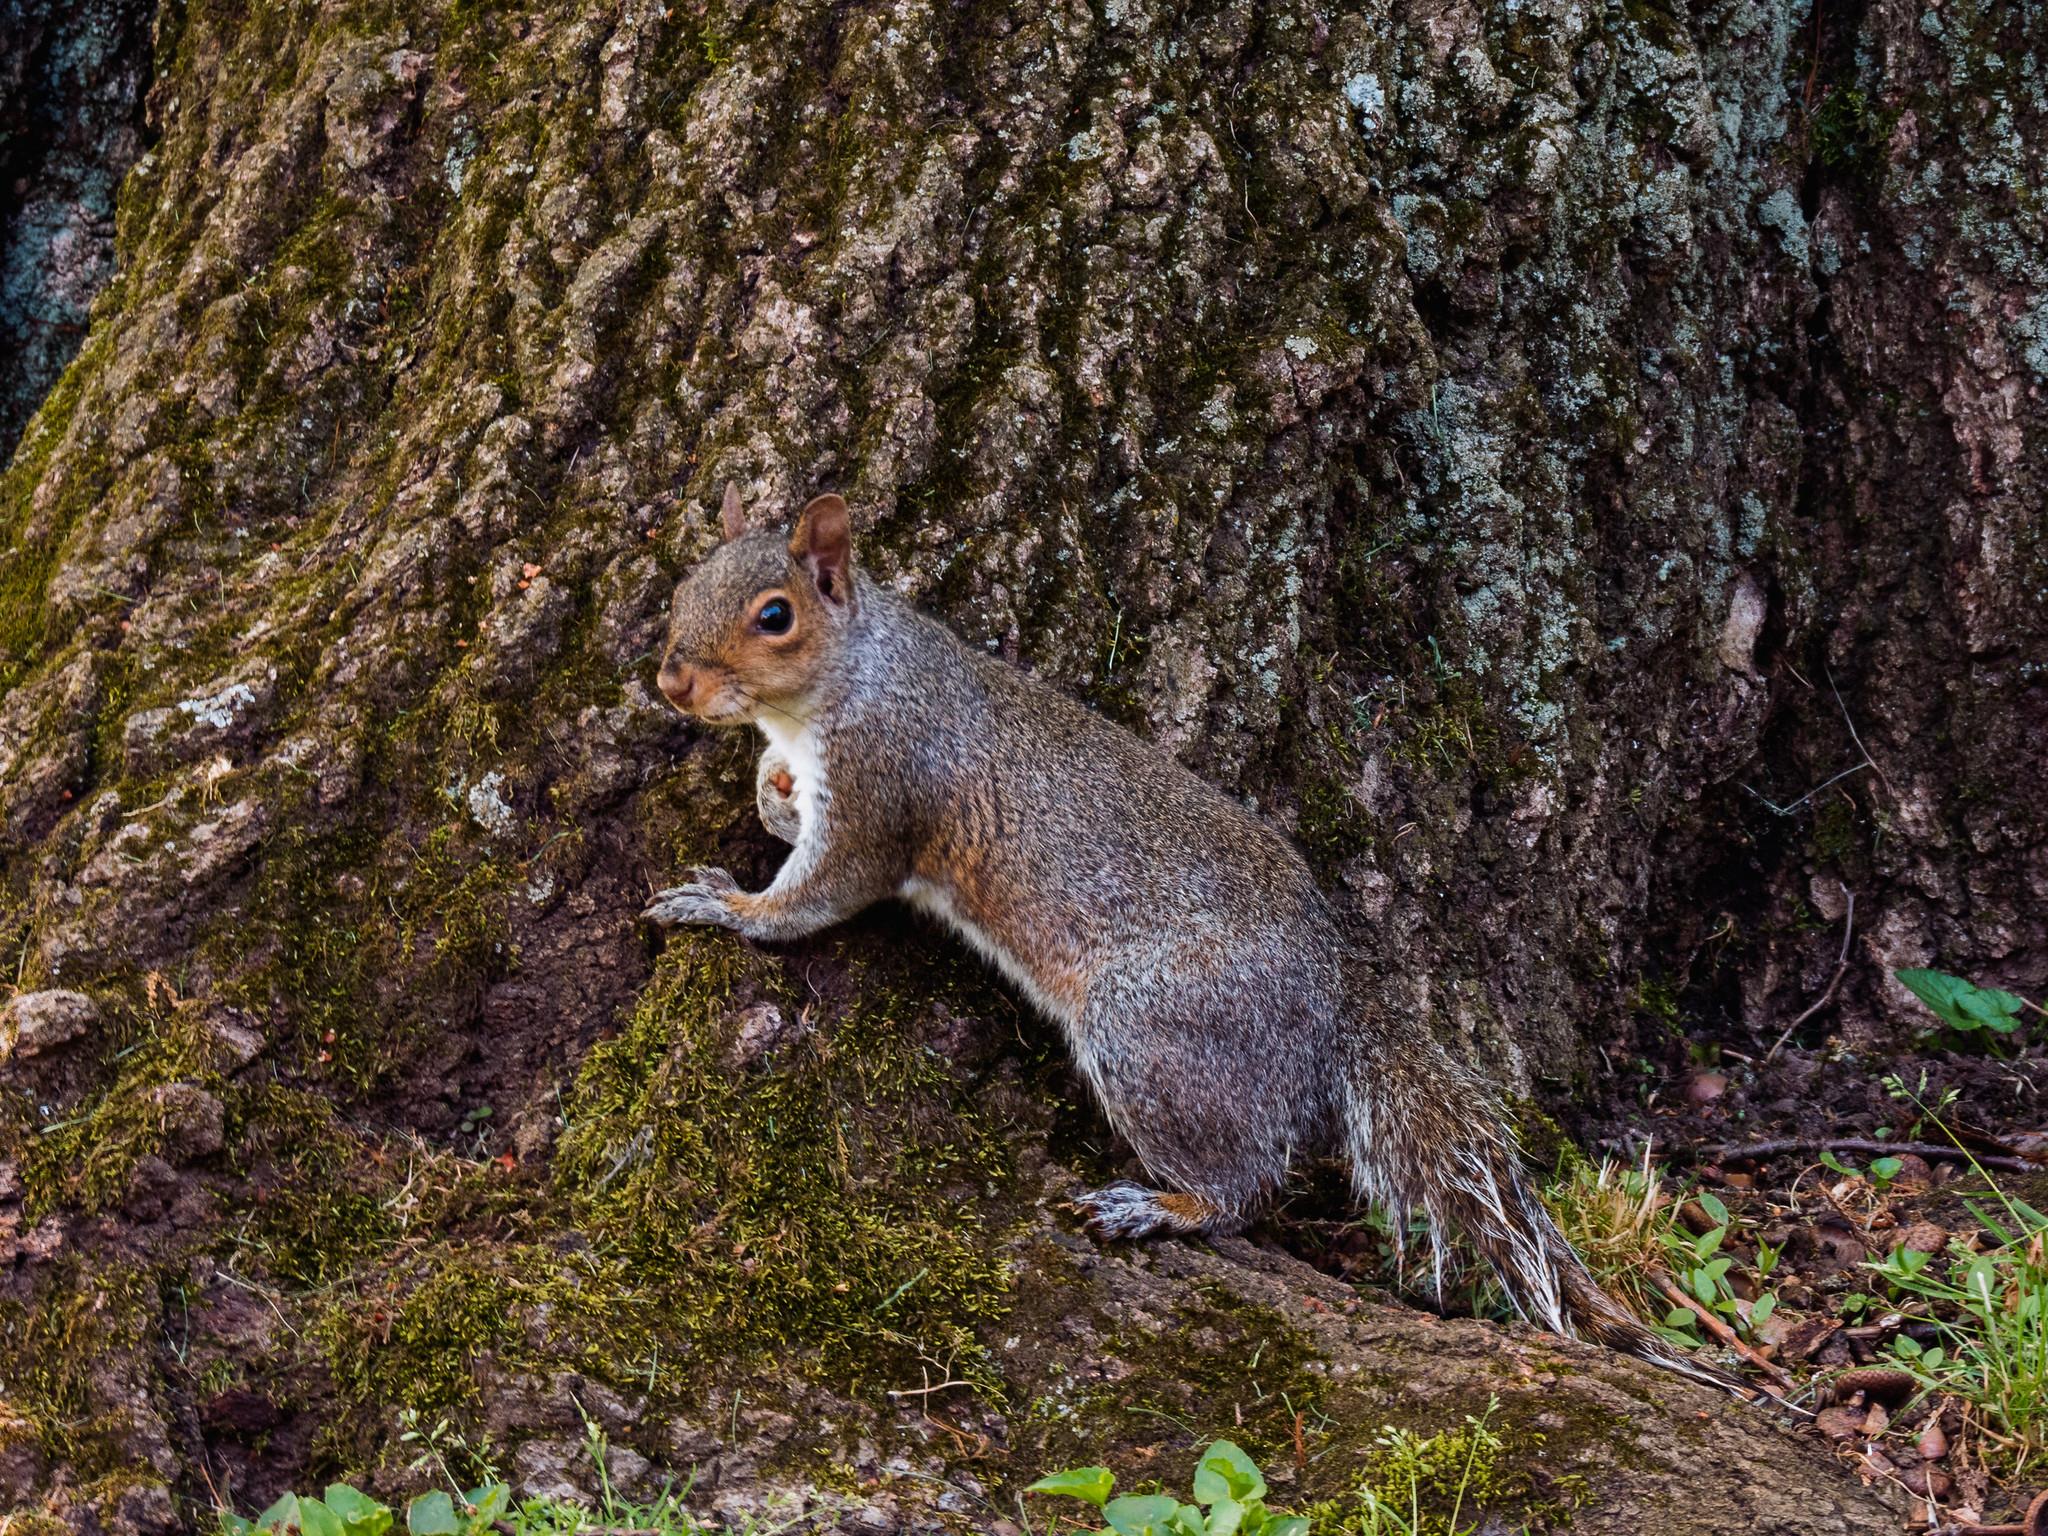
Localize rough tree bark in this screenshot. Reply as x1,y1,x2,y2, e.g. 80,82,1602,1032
0,0,2040,1530
0,0,155,456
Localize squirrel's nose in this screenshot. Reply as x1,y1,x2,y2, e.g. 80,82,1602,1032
657,656,701,711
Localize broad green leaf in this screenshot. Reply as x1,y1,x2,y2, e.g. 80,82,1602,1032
1955,987,2023,1029
1166,1506,1211,1536
218,1517,255,1536
1896,968,2024,1033
1752,1293,1777,1327
1893,1334,1923,1359
1819,1150,1859,1177
1104,1494,1184,1535
255,1494,300,1532
406,1493,459,1536
1192,1440,1265,1505
1026,1467,1115,1507
323,1486,390,1536
1663,1306,1697,1329
1871,1157,1903,1183
1265,1521,1311,1536
1696,1191,1730,1226
464,1485,511,1523
1206,1494,1245,1535
299,1499,346,1536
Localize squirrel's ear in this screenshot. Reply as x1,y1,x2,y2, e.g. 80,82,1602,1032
720,481,747,542
789,493,854,606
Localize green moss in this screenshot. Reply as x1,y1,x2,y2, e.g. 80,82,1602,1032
317,1251,525,1426
1812,795,1858,863
1296,764,1378,875
13,985,225,1216
0,340,114,693
0,1261,158,1478
1505,1098,1573,1175
1628,975,1681,1032
207,925,1033,1478
1390,676,1517,785
230,1092,407,1288
1309,1397,1591,1534
550,930,1017,1393
205,803,516,1094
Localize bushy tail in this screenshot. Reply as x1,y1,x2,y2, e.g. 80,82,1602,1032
1342,1030,1757,1399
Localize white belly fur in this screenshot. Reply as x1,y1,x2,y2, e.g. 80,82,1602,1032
757,714,827,840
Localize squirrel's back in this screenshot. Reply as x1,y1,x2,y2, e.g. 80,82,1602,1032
841,583,1340,1017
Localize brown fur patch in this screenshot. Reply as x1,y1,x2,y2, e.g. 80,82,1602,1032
915,834,1091,1014
1154,1192,1219,1227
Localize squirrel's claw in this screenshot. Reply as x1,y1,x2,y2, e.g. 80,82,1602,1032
643,866,743,928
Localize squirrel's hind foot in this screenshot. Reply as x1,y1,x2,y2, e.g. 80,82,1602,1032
1073,1182,1240,1241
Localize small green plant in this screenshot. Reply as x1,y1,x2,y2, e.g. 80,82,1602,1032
1865,1075,2048,1473
1348,1407,1498,1536
1652,1191,1781,1345
1310,1398,1563,1536
1542,1151,1675,1318
1895,968,2031,1037
218,1482,506,1536
1025,1439,1308,1536
1815,1146,1904,1190
1889,1331,1948,1375
218,1417,738,1535
1544,1156,1782,1347
1808,84,1898,170
219,1485,380,1536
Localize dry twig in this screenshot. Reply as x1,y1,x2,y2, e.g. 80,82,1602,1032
1766,883,1855,1064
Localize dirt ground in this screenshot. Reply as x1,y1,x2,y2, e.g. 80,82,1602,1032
1275,1022,2048,1529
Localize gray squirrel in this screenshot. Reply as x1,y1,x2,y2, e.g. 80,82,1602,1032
645,484,1748,1396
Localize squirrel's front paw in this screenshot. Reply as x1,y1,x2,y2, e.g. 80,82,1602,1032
755,751,801,846
642,866,744,928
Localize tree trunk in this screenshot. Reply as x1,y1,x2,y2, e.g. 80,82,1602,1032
0,0,2039,1528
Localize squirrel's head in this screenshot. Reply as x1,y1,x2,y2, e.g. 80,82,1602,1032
656,484,856,726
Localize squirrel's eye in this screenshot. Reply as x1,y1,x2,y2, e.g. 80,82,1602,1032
755,598,793,635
